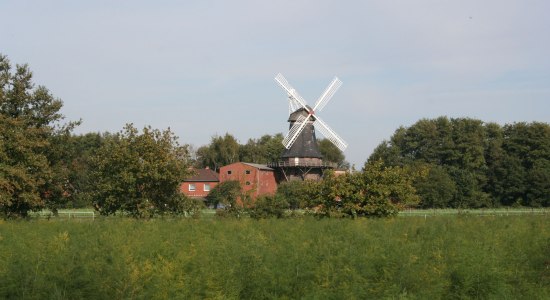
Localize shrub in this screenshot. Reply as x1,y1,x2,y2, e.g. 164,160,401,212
249,194,289,219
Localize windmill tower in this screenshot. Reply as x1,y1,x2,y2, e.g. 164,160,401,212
271,73,348,181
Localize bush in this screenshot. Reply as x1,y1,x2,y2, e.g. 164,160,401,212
91,124,192,218
249,194,289,219
205,181,242,209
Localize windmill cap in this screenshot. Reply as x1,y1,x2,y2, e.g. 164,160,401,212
288,107,315,122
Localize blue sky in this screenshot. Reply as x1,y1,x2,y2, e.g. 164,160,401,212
1,1,549,167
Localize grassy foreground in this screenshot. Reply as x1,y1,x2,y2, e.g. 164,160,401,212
0,216,548,299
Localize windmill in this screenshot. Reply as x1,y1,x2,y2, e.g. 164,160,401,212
271,73,348,181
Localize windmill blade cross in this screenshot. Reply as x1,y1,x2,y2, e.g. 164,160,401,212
314,116,348,151
313,77,342,112
282,114,311,149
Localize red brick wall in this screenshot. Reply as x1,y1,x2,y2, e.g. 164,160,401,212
258,169,277,196
219,163,277,199
180,181,218,198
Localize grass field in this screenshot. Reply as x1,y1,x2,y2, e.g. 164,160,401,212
1,215,548,299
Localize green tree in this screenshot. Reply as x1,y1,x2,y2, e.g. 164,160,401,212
318,139,348,167
196,133,240,171
239,134,285,164
275,180,318,209
46,132,111,208
205,180,253,217
526,159,550,207
487,122,550,207
205,180,242,209
415,164,457,208
315,161,424,218
91,124,192,218
0,54,74,218
368,117,494,208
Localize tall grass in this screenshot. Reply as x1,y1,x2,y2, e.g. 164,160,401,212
0,216,548,299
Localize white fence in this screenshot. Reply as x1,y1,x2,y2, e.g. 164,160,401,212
36,210,95,220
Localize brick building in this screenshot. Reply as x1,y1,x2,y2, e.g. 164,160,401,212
180,168,219,198
219,162,277,199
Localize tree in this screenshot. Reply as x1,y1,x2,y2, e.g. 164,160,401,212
314,161,424,218
415,164,457,208
0,54,74,218
367,117,504,208
196,133,240,171
47,132,111,208
239,134,285,164
205,180,242,209
275,180,318,209
318,139,348,167
91,124,192,218
205,180,252,217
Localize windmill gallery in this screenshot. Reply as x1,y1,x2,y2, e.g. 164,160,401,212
181,74,348,200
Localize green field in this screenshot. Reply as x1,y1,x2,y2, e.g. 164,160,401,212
1,216,548,299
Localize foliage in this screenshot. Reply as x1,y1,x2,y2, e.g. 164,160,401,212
369,116,550,208
205,180,242,209
176,194,205,218
249,194,289,219
194,133,349,169
318,138,348,167
0,216,548,299
46,132,110,209
239,134,285,164
195,133,239,171
415,164,457,208
314,161,424,218
0,54,75,218
275,180,319,209
91,124,192,218
361,161,424,214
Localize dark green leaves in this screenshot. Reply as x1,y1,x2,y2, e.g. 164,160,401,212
91,124,193,218
369,117,550,208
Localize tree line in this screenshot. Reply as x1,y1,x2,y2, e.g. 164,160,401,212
194,133,348,171
370,117,550,208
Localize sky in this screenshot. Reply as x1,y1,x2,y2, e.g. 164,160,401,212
1,0,549,167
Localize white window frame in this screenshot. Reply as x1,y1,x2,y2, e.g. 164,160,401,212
188,183,196,192
204,184,211,192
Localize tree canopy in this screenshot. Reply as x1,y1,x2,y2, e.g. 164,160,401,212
369,116,550,208
0,54,76,217
194,133,349,170
91,124,194,218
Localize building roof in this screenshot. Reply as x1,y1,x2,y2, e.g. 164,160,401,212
242,162,274,171
184,168,219,182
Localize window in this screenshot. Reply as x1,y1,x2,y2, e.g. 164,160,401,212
245,170,251,175
188,184,196,192
204,184,211,192
227,170,232,175
245,181,251,186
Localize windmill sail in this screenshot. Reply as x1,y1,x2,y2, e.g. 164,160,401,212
275,73,347,152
